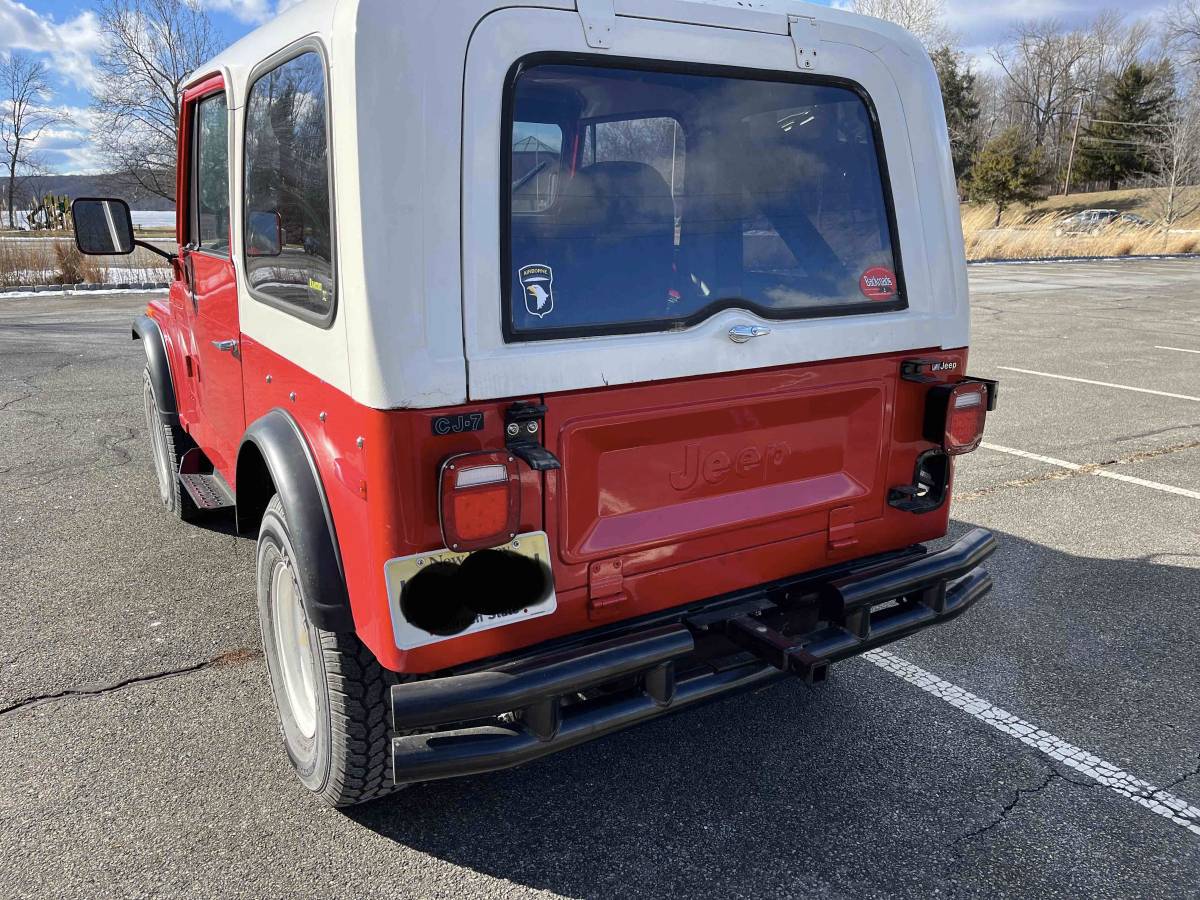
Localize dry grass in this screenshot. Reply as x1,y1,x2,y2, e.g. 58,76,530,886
961,203,1200,261
52,243,104,284
0,238,170,288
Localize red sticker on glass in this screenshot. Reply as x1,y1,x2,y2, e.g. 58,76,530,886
859,267,898,300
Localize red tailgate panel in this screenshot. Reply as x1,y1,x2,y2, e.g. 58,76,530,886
544,355,907,594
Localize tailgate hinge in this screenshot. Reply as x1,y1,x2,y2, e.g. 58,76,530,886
505,402,561,471
827,505,859,556
578,0,616,49
788,16,820,70
588,558,626,618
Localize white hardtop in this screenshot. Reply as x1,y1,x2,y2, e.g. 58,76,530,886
188,0,967,409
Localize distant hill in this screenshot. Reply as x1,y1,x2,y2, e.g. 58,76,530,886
0,175,175,211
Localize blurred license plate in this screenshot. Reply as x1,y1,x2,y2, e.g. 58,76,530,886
384,531,557,650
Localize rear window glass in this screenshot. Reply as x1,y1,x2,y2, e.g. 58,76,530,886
506,62,903,340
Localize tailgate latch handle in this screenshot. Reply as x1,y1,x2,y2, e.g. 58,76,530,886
505,402,561,472
728,324,771,343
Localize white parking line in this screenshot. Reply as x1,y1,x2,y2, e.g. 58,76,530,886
980,443,1083,471
1156,346,1200,355
997,367,1200,402
865,649,1200,838
981,442,1200,501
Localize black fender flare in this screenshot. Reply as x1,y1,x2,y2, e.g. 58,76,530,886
132,315,176,416
238,409,354,633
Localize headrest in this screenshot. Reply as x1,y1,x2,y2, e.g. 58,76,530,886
554,161,674,231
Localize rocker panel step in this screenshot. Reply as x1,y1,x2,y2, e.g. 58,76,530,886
179,472,235,510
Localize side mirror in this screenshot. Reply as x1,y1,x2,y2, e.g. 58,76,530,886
247,210,283,257
72,198,135,256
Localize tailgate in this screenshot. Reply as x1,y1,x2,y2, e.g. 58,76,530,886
544,358,896,587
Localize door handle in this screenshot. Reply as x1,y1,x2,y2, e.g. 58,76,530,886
211,339,239,353
728,324,771,343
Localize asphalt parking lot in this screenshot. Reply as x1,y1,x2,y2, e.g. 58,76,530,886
0,258,1197,898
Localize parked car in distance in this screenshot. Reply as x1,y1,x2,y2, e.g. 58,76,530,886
1055,208,1153,236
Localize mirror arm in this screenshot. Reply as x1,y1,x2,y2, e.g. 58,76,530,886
133,239,177,262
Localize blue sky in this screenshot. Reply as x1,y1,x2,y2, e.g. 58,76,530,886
0,0,1175,173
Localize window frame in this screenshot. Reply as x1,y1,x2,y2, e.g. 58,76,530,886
188,88,232,259
242,38,339,329
500,53,909,343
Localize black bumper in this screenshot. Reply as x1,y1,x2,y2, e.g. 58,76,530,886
391,528,996,784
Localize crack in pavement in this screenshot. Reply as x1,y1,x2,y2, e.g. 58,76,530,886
0,425,142,490
0,648,261,720
1158,752,1200,796
957,438,1200,502
960,753,1200,843
0,362,72,413
960,770,1061,841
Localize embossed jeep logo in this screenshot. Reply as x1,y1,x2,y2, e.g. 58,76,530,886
669,441,791,492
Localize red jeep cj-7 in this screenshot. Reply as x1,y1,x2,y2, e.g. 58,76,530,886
75,0,998,806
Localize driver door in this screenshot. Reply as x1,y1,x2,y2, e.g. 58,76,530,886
181,77,245,479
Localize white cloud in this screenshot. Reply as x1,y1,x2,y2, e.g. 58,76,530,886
198,0,302,25
198,0,273,25
944,0,1172,48
0,0,101,84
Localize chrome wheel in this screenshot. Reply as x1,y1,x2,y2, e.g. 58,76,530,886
143,373,173,505
270,557,318,739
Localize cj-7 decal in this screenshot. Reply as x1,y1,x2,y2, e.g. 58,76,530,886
431,412,485,436
519,264,555,318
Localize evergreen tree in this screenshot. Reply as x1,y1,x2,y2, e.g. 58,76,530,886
930,46,981,186
1075,61,1175,191
967,128,1044,227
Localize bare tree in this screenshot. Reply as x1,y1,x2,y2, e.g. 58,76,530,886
991,20,1092,151
90,0,220,202
1166,0,1200,71
1085,9,1153,88
849,0,949,48
1,52,70,229
1143,99,1200,242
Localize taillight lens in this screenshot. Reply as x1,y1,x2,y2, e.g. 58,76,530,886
924,381,990,455
946,385,987,453
439,451,521,552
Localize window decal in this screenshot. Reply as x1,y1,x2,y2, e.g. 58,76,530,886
519,264,555,318
859,267,898,300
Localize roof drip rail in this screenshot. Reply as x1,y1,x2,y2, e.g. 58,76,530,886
578,0,617,49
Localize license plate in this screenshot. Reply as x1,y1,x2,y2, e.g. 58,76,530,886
384,531,557,650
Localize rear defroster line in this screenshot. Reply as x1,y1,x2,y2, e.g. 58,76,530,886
864,649,1200,839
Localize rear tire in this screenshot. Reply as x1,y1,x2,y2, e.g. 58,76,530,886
256,494,403,806
141,367,198,521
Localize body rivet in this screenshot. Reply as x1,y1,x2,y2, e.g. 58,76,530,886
265,375,272,384
356,436,364,449
289,391,297,402
319,412,327,422
506,422,520,437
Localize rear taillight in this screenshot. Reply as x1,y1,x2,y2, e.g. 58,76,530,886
925,381,991,455
439,451,521,552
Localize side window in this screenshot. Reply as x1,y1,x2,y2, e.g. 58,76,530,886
193,93,230,255
244,50,334,321
512,123,562,213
